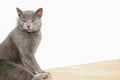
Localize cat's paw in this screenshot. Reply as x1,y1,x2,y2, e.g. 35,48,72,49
40,71,52,78
33,72,51,80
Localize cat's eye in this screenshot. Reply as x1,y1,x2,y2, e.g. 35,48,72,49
23,20,26,23
31,20,35,23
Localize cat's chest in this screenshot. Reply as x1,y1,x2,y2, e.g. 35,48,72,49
24,33,41,47
18,32,41,52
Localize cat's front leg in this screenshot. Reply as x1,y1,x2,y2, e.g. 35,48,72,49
19,51,51,78
20,51,42,74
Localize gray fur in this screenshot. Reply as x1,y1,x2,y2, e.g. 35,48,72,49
0,8,50,80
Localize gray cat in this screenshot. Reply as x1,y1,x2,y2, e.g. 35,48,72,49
0,8,51,80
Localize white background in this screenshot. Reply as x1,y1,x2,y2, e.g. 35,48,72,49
0,0,120,69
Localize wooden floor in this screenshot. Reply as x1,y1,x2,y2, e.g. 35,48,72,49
46,59,120,80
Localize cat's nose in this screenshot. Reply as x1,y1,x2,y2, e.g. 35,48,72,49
27,26,30,28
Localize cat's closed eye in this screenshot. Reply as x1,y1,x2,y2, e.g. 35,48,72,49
23,20,26,23
31,20,35,23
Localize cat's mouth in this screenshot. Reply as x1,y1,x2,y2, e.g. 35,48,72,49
26,29,35,32
25,29,39,33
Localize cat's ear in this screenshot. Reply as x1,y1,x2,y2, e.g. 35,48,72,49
16,7,23,17
35,8,43,18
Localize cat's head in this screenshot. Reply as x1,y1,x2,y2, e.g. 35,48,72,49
16,8,43,32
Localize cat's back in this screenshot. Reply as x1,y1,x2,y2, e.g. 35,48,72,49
0,28,20,59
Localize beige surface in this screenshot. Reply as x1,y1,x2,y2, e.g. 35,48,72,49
46,59,120,80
